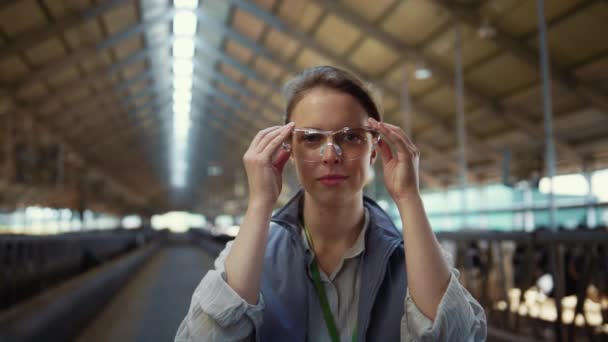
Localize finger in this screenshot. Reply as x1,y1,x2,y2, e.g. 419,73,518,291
260,123,294,157
381,123,419,157
367,117,380,130
369,118,417,152
251,125,283,150
376,123,410,158
381,122,418,151
368,118,417,160
272,148,291,174
376,138,394,164
256,123,293,153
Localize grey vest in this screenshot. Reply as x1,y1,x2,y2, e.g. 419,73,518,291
256,191,407,341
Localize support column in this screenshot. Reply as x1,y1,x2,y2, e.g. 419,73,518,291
537,0,557,231
583,159,597,228
401,68,412,137
454,22,468,229
3,111,14,184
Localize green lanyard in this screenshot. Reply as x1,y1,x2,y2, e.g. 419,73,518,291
304,226,358,342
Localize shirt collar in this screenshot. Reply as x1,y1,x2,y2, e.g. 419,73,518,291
300,207,369,260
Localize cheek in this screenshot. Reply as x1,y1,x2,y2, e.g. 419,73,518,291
346,159,371,179
294,161,315,184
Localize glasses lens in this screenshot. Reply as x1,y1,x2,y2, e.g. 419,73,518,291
335,128,373,160
292,128,377,162
292,131,325,161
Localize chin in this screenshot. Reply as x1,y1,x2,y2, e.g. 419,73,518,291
305,182,363,206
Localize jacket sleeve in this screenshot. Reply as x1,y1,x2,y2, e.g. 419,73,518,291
175,241,265,342
400,249,487,341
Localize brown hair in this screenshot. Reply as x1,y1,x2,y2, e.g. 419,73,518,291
282,65,382,124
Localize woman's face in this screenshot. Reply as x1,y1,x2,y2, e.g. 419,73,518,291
288,87,376,206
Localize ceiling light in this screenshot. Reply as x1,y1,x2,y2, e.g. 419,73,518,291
414,64,432,80
173,121,191,135
175,160,189,173
173,11,197,36
174,115,191,128
172,141,188,155
170,0,197,190
174,127,189,139
174,0,199,10
173,59,194,76
174,109,190,120
173,37,195,58
174,106,190,116
173,90,192,103
171,174,186,188
173,76,193,90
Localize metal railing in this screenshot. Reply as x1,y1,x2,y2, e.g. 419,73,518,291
437,229,608,341
0,228,158,310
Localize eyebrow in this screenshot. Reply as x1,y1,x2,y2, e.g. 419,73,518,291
296,126,368,131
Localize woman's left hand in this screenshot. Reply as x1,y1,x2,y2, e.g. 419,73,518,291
368,117,420,205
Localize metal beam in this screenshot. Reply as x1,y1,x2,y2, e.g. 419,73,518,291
81,91,252,151
454,22,469,226
74,81,255,152
45,64,261,132
194,38,282,94
430,0,608,117
18,38,172,114
0,93,142,204
196,6,477,184
537,0,558,230
12,42,169,131
0,1,456,186
59,90,142,137
110,115,246,156
0,87,147,207
86,120,245,191
296,0,582,164
201,31,454,183
71,95,170,142
50,82,252,150
0,0,127,60
229,0,504,164
48,70,157,128
21,33,280,142
16,25,278,103
0,0,21,13
86,69,272,131
1,110,14,187
12,8,175,91
27,33,279,126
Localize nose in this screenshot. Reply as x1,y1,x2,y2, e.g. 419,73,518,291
320,142,342,164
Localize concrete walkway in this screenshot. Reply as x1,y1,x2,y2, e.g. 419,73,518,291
77,246,215,342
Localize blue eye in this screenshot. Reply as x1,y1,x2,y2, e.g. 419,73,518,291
300,133,323,144
340,131,365,144
346,133,362,141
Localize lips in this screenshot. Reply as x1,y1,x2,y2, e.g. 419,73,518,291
317,174,348,186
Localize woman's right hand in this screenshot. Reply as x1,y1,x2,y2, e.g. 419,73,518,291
243,123,295,207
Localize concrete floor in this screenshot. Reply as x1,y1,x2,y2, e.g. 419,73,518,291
77,246,214,342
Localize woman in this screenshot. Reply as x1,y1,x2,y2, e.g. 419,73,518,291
175,66,486,341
